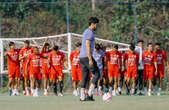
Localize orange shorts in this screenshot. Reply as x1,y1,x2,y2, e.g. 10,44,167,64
41,65,50,79
50,66,64,80
125,68,137,78
8,66,20,79
71,67,82,81
29,70,41,80
108,66,120,78
143,67,154,80
155,66,164,78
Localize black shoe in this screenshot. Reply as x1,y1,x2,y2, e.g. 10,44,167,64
138,92,143,96
86,95,95,101
134,88,137,95
119,91,122,95
126,89,130,96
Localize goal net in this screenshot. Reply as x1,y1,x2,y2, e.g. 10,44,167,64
0,33,141,74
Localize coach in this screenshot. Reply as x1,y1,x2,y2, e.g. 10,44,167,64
79,17,100,101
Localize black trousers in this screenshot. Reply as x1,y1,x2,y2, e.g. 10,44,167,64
80,57,100,88
135,70,143,91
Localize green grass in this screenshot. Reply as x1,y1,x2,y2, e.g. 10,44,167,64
1,92,169,110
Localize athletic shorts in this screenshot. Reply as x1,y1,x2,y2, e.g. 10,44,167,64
125,68,137,78
108,66,120,78
71,67,82,81
8,66,20,79
155,65,164,78
50,66,64,80
29,70,41,80
143,67,154,80
41,65,50,79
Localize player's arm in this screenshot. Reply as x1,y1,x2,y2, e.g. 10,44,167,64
63,58,68,69
154,54,158,75
4,51,9,56
40,37,48,53
32,40,40,48
86,40,93,67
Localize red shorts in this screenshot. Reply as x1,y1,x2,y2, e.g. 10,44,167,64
155,66,164,78
103,69,108,79
8,66,20,79
108,66,120,78
42,64,50,79
50,66,64,80
125,68,137,78
143,67,154,80
29,70,41,80
71,67,82,81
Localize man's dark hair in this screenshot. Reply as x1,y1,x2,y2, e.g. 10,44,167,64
9,42,15,47
53,45,59,51
129,43,135,51
89,17,99,26
147,43,152,46
155,42,161,46
137,40,144,43
75,42,81,47
114,45,118,50
95,43,100,50
24,40,30,44
44,43,50,47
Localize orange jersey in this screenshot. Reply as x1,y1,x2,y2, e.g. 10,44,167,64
19,47,34,64
6,49,20,68
154,50,167,67
70,51,80,68
142,51,157,69
124,51,139,68
107,50,121,67
27,53,41,72
41,51,51,65
48,51,65,68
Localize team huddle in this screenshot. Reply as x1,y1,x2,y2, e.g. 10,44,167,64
4,17,169,99
5,38,169,97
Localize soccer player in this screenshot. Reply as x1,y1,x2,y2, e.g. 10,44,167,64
38,38,52,96
48,45,68,96
19,40,34,96
135,40,144,95
4,42,20,96
93,43,104,96
142,43,157,96
70,42,82,96
153,43,169,96
79,17,100,101
107,45,121,96
26,47,41,97
124,44,139,95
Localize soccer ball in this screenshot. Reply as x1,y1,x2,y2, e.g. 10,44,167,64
102,93,112,102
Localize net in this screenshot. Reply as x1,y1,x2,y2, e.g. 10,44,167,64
0,33,141,74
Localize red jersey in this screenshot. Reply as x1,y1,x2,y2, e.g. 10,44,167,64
41,51,51,65
124,51,139,68
142,51,156,68
107,50,121,67
70,51,80,67
48,51,65,67
6,49,20,68
154,50,167,67
27,53,41,71
19,47,34,64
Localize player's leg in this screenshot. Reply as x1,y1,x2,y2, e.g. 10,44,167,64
138,70,143,95
112,76,118,96
58,76,64,96
147,70,153,96
72,68,78,96
35,73,41,96
131,77,136,95
157,67,164,96
80,58,90,101
30,76,35,96
97,70,103,96
131,69,137,95
7,78,13,96
13,67,20,96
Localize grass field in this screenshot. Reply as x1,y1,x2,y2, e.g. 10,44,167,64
1,92,169,110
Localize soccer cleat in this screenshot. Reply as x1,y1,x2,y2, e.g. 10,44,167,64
157,92,160,96
73,90,78,96
86,95,95,101
96,90,102,96
112,91,116,96
148,92,151,96
23,91,26,96
58,93,63,97
8,89,12,96
138,92,143,96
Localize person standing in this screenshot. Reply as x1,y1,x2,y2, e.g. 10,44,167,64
79,17,100,101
